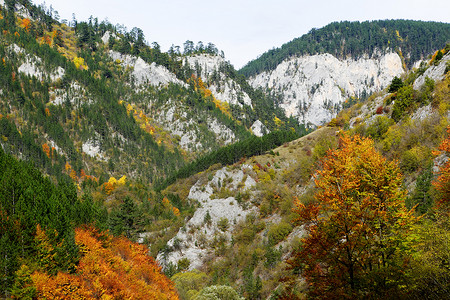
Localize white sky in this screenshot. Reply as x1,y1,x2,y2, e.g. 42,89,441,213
32,0,450,69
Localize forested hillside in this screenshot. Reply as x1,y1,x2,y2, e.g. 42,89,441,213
1,0,450,299
0,0,305,188
240,20,450,77
0,147,180,299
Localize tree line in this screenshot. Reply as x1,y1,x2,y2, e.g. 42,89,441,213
156,129,300,191
240,20,450,77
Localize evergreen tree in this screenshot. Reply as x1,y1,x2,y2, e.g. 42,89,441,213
109,197,140,239
388,76,404,93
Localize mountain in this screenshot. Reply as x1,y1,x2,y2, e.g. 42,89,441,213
241,20,450,126
0,2,298,298
156,49,450,299
249,51,404,126
1,1,450,299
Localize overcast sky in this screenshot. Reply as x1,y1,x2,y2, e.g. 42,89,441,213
32,0,450,69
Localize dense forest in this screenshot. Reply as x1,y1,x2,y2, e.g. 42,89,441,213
240,20,450,77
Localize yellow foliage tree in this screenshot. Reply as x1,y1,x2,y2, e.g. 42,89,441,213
290,133,417,299
117,175,127,186
73,57,88,70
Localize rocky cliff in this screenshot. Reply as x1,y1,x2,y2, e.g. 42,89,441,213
249,52,404,126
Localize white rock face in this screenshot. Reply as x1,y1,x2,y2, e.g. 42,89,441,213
9,44,65,81
414,53,450,90
18,61,43,79
17,58,65,82
50,66,65,81
51,82,86,106
7,44,24,55
411,104,434,121
101,31,119,44
153,99,237,152
157,166,256,270
184,54,253,107
16,3,32,19
207,118,236,145
154,105,202,152
251,120,269,137
250,52,404,126
109,50,184,86
82,140,107,161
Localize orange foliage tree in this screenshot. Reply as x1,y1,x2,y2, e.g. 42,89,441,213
290,133,417,299
18,18,31,31
42,143,50,158
432,126,450,208
31,227,179,299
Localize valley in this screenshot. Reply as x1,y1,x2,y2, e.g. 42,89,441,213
0,1,449,299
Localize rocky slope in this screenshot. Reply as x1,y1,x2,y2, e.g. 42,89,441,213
184,54,253,108
157,165,257,269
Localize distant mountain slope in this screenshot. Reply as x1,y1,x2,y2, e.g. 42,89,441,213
240,20,450,77
243,20,450,126
249,52,404,126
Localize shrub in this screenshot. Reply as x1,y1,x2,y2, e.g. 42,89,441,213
417,77,435,105
400,148,421,172
376,106,384,114
382,126,402,152
433,50,443,65
391,85,414,122
267,221,292,246
194,285,244,300
177,258,191,272
172,270,210,300
327,117,344,127
235,227,256,244
264,245,282,268
366,116,394,140
217,217,230,232
210,233,228,256
204,211,212,226
313,136,336,160
259,200,271,217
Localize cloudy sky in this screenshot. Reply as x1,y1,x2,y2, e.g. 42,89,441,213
32,0,450,69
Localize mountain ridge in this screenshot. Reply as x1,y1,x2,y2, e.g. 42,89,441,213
239,19,450,77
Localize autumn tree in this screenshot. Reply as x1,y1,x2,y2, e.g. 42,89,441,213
290,133,416,299
432,126,450,209
405,128,450,299
32,227,179,299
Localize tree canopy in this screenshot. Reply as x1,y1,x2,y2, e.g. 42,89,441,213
290,133,417,299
